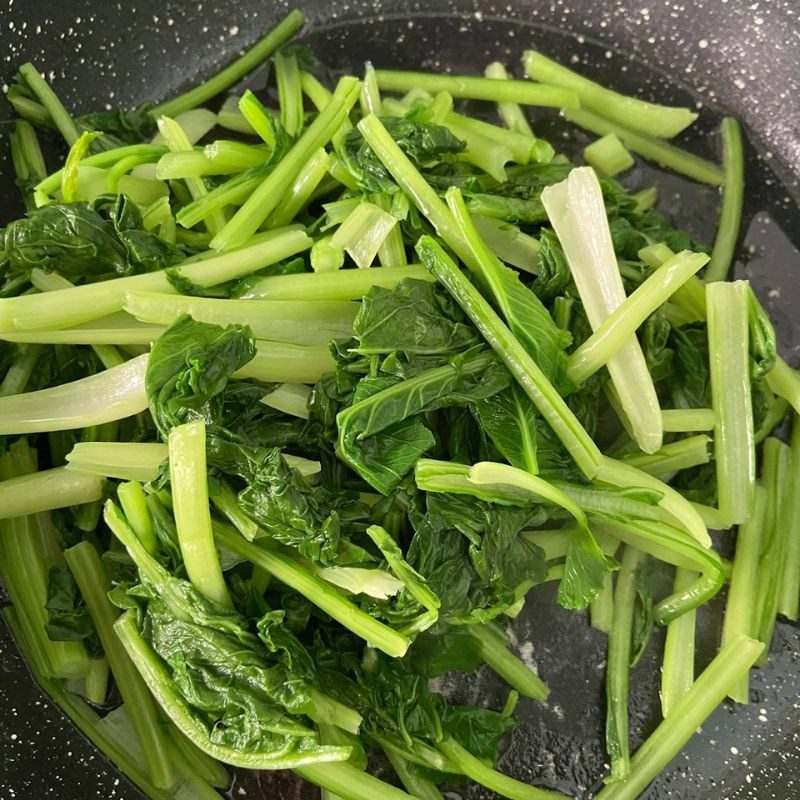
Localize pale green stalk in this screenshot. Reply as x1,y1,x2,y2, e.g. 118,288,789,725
661,408,716,433
267,148,331,228
66,442,168,483
484,62,534,136
660,567,698,717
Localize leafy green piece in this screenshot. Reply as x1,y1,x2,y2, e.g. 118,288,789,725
1,195,183,284
342,117,466,193
353,279,478,357
79,104,158,145
145,315,256,436
45,563,103,658
337,349,509,494
407,625,483,678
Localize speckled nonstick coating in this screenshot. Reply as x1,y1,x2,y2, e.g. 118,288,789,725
0,2,799,799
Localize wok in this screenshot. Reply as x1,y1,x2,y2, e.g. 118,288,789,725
1,1,799,798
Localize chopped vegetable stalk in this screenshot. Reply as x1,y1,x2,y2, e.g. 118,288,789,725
383,749,444,800
621,435,711,478
155,141,267,178
213,525,410,657
706,280,755,525
0,228,311,331
438,738,568,800
0,344,43,396
0,318,164,346
632,186,658,212
217,95,257,135
275,49,305,136
583,133,634,176
564,108,724,185
374,69,579,109
234,342,335,384
566,250,709,384
329,201,399,269
267,148,331,228
705,118,745,282
660,408,716,433
594,635,764,800
721,486,767,702
445,116,513,182
0,354,149,435
124,291,356,345
118,481,158,555
416,235,603,478
590,573,615,633
0,443,90,680
211,76,362,251
522,51,697,138
64,541,174,788
754,437,792,662
176,168,267,228
444,111,551,165
471,623,549,701
484,62,535,137
149,10,305,118
238,264,433,301
542,167,662,453
157,116,227,235
360,61,382,116
606,546,648,782
0,467,103,519
778,420,800,620
471,215,540,273
261,382,312,419
660,567,697,717
169,419,232,608
9,120,47,211
18,62,82,145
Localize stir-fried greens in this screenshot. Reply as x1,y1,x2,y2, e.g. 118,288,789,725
1,8,797,800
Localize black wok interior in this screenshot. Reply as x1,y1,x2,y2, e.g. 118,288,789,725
1,2,799,798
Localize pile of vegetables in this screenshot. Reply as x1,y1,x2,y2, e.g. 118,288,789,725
2,8,799,800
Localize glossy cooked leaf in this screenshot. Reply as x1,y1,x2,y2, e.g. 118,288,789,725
145,315,257,436
353,279,479,356
558,525,618,610
44,563,103,658
533,227,572,302
441,705,516,764
79,105,158,144
407,624,483,678
1,195,183,283
337,349,510,494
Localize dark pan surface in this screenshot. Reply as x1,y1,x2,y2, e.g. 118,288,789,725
1,2,799,799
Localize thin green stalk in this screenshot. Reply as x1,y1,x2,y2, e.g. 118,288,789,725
593,519,723,623
149,10,305,118
566,250,708,384
169,420,232,609
360,61,382,116
213,524,410,657
261,383,311,419
211,77,361,251
0,228,311,331
275,50,304,136
416,235,603,478
240,263,431,301
594,635,764,800
484,62,535,136
778,420,800,620
522,51,697,138
633,187,658,212
0,344,44,396
10,120,47,211
705,118,745,282
0,354,149,435
157,116,226,235
217,95,257,135
384,750,443,800
444,110,547,165
176,167,267,228
721,486,767,702
660,567,697,717
438,738,568,800
64,542,174,788
118,481,158,555
267,148,331,228
18,63,81,145
300,71,354,154
375,69,579,109
83,658,110,706
7,93,52,128
765,357,800,416
605,546,647,782
297,762,415,800
155,142,267,179
0,319,164,346
564,108,724,185
124,291,356,345
590,573,615,633
583,133,634,177
621,435,711,478
707,280,755,525
472,623,549,700
661,408,716,433
755,437,792,663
